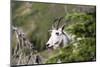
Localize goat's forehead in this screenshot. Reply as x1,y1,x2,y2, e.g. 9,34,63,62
51,30,63,36
51,30,58,34
51,29,61,33
52,29,58,32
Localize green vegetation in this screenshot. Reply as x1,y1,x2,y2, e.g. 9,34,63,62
46,12,96,63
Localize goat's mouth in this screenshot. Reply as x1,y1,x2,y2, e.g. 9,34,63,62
48,46,53,49
46,45,53,50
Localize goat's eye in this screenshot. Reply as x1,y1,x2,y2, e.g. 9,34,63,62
56,32,59,36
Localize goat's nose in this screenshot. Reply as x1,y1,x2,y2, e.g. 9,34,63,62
46,44,49,47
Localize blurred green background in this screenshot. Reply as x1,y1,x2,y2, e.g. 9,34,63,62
11,1,96,64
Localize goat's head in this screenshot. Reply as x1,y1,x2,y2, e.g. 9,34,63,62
46,17,68,49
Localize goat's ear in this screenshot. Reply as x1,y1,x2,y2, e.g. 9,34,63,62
48,30,52,32
61,25,65,30
59,24,66,31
